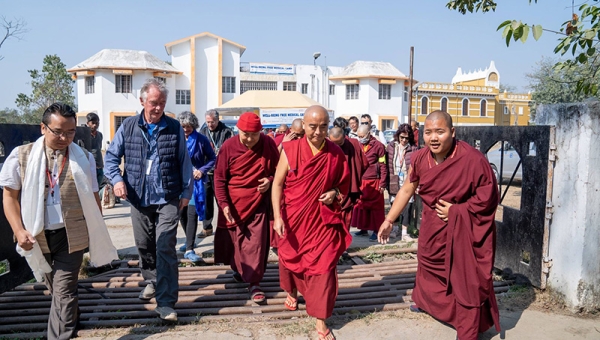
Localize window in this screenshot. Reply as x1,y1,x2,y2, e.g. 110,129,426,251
403,86,408,101
379,84,391,100
115,75,132,93
518,107,524,115
115,116,128,132
504,106,509,115
240,81,277,94
283,82,296,91
85,76,95,94
421,97,429,115
441,97,448,112
480,99,487,116
329,84,335,95
176,90,191,105
346,84,359,100
462,98,469,116
222,76,236,93
154,77,167,85
301,83,308,94
382,119,394,131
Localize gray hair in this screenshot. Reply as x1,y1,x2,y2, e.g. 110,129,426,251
205,109,220,120
141,78,169,102
178,111,199,130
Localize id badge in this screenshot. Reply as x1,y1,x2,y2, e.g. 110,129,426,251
46,203,64,225
145,159,153,175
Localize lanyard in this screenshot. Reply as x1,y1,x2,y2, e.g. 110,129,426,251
46,149,68,197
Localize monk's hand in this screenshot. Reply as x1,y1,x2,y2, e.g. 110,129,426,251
318,189,337,205
179,198,190,211
223,206,235,224
113,181,127,199
273,217,285,237
377,219,393,245
435,199,452,222
15,229,36,251
257,177,271,193
282,132,296,143
193,169,203,180
379,187,386,194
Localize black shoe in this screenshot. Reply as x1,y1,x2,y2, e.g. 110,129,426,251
353,230,369,236
232,271,243,283
409,304,423,313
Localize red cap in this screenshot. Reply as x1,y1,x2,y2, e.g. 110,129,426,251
237,112,262,132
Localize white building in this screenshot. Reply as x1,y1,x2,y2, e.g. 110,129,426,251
69,32,410,141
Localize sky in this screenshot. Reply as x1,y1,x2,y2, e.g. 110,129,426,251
0,0,568,110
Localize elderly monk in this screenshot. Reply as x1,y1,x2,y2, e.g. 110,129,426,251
276,118,305,150
378,111,500,340
329,127,368,231
213,112,279,303
273,124,289,146
351,124,388,241
272,105,350,340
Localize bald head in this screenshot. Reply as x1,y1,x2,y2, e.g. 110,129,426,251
303,105,329,146
276,124,289,134
329,126,345,146
290,118,303,133
425,110,453,129
304,105,329,121
357,125,371,135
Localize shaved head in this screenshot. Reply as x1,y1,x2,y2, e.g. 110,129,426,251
425,110,453,129
304,105,329,121
303,105,329,147
357,125,371,135
290,118,304,134
276,124,289,133
329,126,345,146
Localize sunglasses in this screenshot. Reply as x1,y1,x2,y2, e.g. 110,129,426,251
360,122,370,125
399,136,410,140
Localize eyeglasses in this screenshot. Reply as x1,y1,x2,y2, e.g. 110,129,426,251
360,122,370,125
399,136,410,140
44,123,76,138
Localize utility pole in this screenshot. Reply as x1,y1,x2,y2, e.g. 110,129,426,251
407,46,414,125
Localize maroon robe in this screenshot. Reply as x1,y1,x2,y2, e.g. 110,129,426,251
278,137,350,319
351,136,388,232
410,140,500,339
213,134,279,285
339,137,368,230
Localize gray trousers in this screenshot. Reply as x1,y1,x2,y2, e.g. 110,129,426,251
130,199,179,308
43,228,84,340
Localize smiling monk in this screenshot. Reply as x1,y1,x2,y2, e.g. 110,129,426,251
272,105,350,340
378,110,501,340
213,112,279,304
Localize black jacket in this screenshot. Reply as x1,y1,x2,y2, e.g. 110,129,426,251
199,121,234,156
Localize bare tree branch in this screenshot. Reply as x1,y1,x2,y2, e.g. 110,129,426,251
0,16,28,61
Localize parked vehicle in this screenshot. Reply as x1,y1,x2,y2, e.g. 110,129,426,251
383,130,395,144
486,142,533,183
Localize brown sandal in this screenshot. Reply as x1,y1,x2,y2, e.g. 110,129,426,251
317,328,336,340
284,294,298,311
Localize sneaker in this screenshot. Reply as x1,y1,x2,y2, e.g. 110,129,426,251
179,244,186,252
402,234,414,242
138,283,155,300
155,306,177,321
353,230,369,237
369,233,378,242
197,229,213,238
184,250,202,262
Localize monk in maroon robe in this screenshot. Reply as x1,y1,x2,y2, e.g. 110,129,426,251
272,106,350,340
214,112,279,303
351,124,388,240
378,111,501,340
329,127,368,230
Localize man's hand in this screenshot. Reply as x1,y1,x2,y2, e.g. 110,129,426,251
435,199,453,222
222,206,235,224
379,187,386,194
377,219,394,245
257,178,271,194
318,189,337,206
273,217,285,237
282,132,297,143
113,181,127,199
15,229,36,251
179,198,190,211
193,169,203,180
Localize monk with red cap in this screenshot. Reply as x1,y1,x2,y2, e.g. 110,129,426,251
272,105,350,340
214,112,279,303
378,111,500,340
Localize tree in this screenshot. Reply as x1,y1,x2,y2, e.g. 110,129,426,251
499,83,517,93
0,107,39,124
0,17,28,61
446,1,600,96
16,54,76,120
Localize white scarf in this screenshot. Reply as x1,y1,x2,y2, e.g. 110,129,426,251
19,136,118,281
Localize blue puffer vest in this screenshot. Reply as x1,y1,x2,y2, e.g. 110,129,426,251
121,113,182,207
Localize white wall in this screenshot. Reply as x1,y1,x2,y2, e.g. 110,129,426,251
195,37,219,119
221,42,240,107
535,102,600,312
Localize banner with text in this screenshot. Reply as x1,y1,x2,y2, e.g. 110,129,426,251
260,108,334,128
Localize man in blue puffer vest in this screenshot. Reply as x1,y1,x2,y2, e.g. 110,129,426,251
105,78,192,322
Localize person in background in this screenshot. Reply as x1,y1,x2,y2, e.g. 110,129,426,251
86,112,104,189
273,124,289,146
360,114,386,143
385,123,418,241
411,120,420,147
177,111,216,262
348,116,359,139
199,109,234,237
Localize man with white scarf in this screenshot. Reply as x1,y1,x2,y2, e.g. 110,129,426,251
0,102,118,340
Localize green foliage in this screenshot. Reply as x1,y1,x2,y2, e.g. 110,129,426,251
0,107,38,124
499,83,517,93
446,0,600,96
15,54,76,120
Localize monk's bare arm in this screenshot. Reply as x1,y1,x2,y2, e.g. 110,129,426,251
3,187,36,250
271,151,289,236
378,168,418,244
